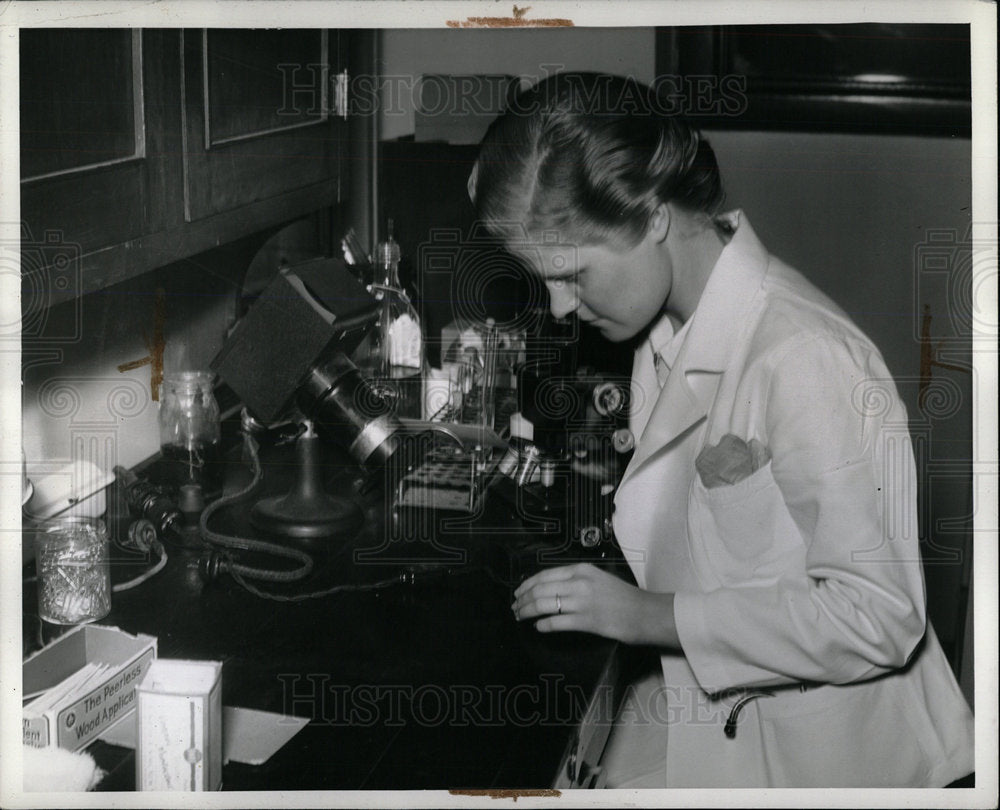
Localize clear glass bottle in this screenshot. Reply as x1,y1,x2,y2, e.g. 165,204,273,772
158,371,222,492
355,219,424,418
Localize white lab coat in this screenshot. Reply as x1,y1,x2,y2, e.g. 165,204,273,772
610,211,975,787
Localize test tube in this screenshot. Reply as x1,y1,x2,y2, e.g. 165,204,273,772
479,318,498,431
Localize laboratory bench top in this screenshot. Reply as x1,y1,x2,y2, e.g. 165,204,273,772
22,435,636,792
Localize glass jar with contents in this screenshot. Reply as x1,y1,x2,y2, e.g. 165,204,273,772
158,371,222,493
34,517,111,625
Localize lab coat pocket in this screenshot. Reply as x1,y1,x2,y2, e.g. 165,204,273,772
756,682,931,787
688,460,804,587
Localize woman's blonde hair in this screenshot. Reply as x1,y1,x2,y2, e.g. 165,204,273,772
470,73,725,248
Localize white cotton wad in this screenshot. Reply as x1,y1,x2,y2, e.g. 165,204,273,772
22,745,105,791
388,313,422,368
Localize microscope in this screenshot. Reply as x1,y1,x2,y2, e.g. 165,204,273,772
207,258,631,556
211,256,411,538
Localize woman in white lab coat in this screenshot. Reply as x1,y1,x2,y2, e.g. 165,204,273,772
472,73,975,788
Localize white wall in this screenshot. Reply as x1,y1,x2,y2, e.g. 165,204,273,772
20,263,238,489
378,28,657,140
19,222,323,492
16,230,294,502
706,129,972,390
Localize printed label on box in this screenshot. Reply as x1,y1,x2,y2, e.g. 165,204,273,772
23,716,49,748
139,692,208,790
23,625,158,752
55,648,155,750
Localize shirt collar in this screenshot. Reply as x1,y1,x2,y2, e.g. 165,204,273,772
669,209,770,374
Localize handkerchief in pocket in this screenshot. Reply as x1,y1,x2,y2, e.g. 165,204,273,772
695,434,771,489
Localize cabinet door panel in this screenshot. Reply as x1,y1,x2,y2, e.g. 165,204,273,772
21,163,145,252
20,28,142,180
206,29,327,143
182,29,343,222
19,30,171,268
19,28,347,307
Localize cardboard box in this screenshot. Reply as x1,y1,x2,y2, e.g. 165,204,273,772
23,625,157,751
137,659,223,791
22,460,114,567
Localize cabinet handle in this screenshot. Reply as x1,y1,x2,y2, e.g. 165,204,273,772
334,69,349,119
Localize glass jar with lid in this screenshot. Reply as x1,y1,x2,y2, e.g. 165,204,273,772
158,371,222,493
34,516,111,625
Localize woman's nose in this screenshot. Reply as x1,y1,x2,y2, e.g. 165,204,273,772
547,280,578,319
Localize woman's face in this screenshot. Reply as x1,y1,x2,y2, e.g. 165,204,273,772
510,222,672,342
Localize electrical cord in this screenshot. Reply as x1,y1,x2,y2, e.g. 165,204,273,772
113,538,168,593
229,562,488,602
198,432,314,584
23,520,170,592
229,569,402,602
106,518,170,592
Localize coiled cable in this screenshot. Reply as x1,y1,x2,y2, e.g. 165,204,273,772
198,432,314,583
196,422,512,601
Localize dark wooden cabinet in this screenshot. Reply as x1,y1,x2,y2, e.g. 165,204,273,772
19,28,347,310
180,29,345,221
20,29,142,180
20,30,171,279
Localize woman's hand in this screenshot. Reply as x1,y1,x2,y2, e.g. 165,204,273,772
511,563,680,647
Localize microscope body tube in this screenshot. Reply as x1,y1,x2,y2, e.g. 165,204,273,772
297,354,405,472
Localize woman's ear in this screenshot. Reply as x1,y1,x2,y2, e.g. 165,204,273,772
647,203,670,244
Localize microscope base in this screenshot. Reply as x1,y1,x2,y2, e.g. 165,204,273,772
251,492,364,539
